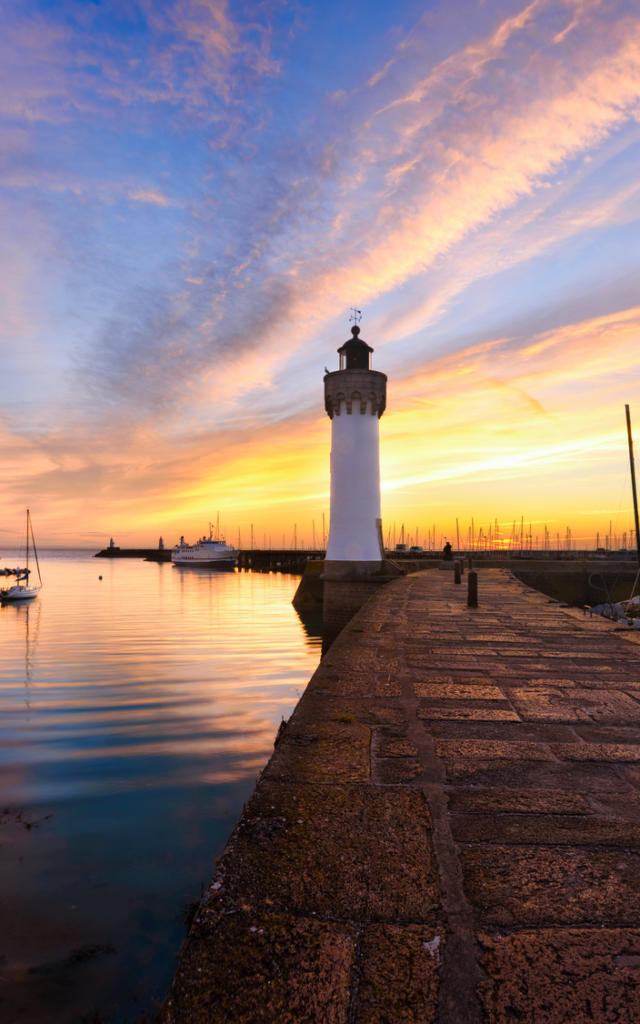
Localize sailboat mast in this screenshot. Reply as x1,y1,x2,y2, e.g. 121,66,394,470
29,510,42,586
625,404,640,568
26,508,30,574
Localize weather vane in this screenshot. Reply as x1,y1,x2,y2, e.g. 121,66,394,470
349,307,362,326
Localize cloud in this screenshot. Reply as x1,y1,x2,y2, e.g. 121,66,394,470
260,2,634,315
119,0,638,419
0,11,71,124
369,169,640,350
10,1,640,424
394,304,640,402
127,189,171,206
379,304,640,503
0,0,283,135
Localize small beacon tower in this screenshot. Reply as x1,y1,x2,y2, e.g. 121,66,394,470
324,324,387,574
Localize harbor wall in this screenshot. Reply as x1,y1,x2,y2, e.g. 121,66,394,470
512,562,638,606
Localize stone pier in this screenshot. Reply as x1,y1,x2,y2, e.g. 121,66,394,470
162,568,640,1023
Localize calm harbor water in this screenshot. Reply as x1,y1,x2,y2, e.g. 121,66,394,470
0,550,321,1023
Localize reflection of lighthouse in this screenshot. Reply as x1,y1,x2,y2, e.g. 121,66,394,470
324,325,387,571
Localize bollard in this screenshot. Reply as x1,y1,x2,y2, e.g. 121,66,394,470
467,570,478,607
454,560,461,584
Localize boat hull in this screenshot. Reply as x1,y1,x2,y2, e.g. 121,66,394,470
1,585,41,602
171,557,237,569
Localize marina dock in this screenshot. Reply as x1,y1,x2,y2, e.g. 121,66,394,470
162,567,640,1023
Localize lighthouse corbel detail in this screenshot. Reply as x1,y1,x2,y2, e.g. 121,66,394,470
324,325,387,570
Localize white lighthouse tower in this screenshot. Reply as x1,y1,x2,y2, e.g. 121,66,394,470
324,324,387,572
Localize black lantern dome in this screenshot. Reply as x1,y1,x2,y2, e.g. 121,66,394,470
337,325,373,371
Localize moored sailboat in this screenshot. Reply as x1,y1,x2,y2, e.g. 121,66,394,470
0,509,42,602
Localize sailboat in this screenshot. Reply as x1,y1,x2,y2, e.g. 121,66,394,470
0,509,42,602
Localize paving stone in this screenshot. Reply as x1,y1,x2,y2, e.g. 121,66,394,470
452,812,640,846
586,792,640,820
621,765,640,789
551,742,640,762
425,720,576,742
526,676,579,686
435,738,555,760
373,758,424,784
214,782,440,923
355,924,442,1024
303,695,409,729
543,651,605,659
375,736,418,758
163,911,356,1024
427,659,512,673
413,682,505,699
443,758,631,791
403,670,457,682
430,646,499,656
265,720,372,783
461,845,640,925
448,788,592,815
494,647,539,657
373,673,402,697
477,929,640,1024
456,634,504,641
572,723,640,743
569,688,640,721
506,687,592,722
418,706,520,721
547,676,640,690
313,665,377,698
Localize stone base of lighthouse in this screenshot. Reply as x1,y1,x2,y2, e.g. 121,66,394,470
321,560,404,649
322,576,382,647
323,558,382,577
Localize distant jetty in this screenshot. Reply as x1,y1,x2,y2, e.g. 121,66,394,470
95,547,171,562
93,547,325,573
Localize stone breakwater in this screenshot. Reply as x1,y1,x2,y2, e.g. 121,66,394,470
162,568,640,1023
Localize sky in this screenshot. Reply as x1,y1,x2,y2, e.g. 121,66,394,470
1,0,640,550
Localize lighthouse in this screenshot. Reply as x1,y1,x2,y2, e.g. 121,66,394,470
324,324,387,572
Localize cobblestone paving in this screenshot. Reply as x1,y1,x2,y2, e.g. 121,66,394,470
162,569,640,1023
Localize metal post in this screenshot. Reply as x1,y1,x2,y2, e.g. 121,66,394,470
467,571,478,607
625,404,640,569
454,560,461,584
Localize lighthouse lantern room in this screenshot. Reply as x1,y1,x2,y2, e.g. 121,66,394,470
324,325,387,569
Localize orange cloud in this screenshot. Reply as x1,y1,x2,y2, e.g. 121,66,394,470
127,189,171,206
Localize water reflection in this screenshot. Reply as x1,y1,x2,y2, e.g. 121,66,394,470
4,598,41,706
0,552,320,1022
294,602,324,643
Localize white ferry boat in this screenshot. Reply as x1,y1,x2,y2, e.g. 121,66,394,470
171,527,238,569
